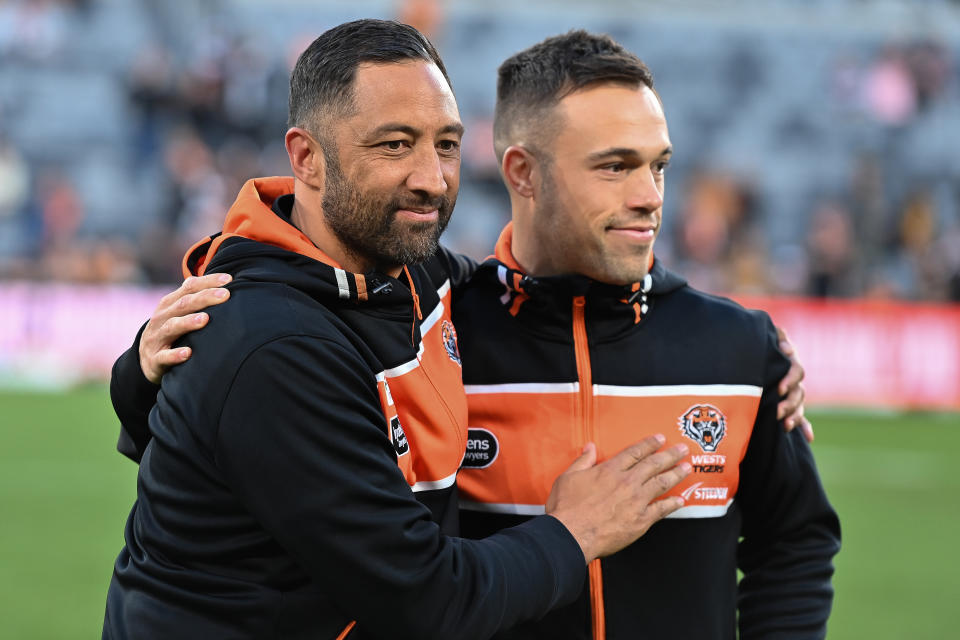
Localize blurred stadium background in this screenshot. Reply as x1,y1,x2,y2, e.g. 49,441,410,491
1,0,958,637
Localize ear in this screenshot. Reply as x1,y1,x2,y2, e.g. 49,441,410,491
285,127,326,189
501,145,538,199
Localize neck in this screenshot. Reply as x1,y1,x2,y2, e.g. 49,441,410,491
290,182,402,277
509,203,559,277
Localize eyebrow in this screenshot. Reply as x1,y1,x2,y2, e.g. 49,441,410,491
587,146,673,162
367,122,465,139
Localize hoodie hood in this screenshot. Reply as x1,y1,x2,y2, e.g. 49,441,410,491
182,177,341,276
483,222,687,321
180,177,417,310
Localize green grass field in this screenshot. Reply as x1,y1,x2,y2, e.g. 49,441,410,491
1,386,957,638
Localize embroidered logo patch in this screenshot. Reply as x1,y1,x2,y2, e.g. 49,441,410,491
679,404,727,453
441,320,461,365
390,416,409,456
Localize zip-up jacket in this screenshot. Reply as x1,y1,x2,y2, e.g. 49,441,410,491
454,224,841,640
104,178,586,640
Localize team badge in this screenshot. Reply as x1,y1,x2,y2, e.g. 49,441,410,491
679,404,727,452
441,320,461,365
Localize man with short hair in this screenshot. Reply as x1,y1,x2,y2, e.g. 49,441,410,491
102,20,694,640
453,31,840,639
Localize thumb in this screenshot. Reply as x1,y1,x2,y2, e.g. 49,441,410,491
565,442,597,473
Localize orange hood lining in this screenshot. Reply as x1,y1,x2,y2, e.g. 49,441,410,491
491,221,655,280
182,177,344,278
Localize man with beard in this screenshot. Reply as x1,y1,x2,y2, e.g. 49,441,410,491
102,20,695,640
125,32,827,640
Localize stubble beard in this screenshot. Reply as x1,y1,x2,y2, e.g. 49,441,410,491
535,170,656,285
321,158,454,272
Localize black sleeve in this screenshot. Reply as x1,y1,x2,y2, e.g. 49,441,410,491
436,244,479,292
215,335,586,640
736,314,841,639
110,323,160,463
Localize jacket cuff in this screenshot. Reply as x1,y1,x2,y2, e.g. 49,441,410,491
522,515,588,608
111,323,159,461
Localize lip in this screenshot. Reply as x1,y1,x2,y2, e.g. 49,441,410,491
607,225,657,242
396,208,439,222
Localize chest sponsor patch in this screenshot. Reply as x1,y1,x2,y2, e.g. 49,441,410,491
679,404,727,452
462,428,499,469
441,320,462,365
681,481,729,502
390,416,410,456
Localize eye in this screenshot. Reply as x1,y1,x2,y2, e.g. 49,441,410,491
381,140,408,151
654,160,670,175
601,162,625,174
437,139,460,153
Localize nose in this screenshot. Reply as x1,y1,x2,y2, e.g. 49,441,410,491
405,147,448,198
625,168,664,213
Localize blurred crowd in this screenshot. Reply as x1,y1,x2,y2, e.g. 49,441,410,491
0,0,959,302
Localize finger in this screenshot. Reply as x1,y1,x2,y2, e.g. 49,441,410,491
646,461,692,497
800,418,815,443
611,434,667,471
155,312,209,345
181,272,232,294
157,274,231,313
646,495,686,521
777,358,805,396
775,324,788,342
628,443,689,479
172,288,230,318
156,284,189,312
778,338,795,357
777,380,805,419
154,346,193,368
564,442,598,473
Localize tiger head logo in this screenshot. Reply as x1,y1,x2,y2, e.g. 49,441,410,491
441,320,461,366
679,404,726,452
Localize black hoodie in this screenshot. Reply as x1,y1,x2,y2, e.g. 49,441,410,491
103,178,586,640
453,224,840,639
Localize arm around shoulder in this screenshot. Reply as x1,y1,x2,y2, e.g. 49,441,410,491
736,317,841,639
111,323,160,463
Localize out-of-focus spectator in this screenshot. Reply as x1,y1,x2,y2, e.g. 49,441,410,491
848,153,889,265
673,171,757,294
0,135,30,220
37,168,83,248
905,40,952,112
728,231,773,295
221,35,289,143
806,201,862,298
0,1,957,303
881,190,953,300
126,43,177,168
0,0,69,63
863,45,916,126
396,0,444,42
138,126,228,283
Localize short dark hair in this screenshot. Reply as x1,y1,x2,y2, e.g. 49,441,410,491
493,30,655,160
288,19,451,133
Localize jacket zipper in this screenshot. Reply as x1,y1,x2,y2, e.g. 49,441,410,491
335,621,356,639
572,296,606,640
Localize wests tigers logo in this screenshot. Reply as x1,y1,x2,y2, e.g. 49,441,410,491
679,404,727,452
441,320,461,365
